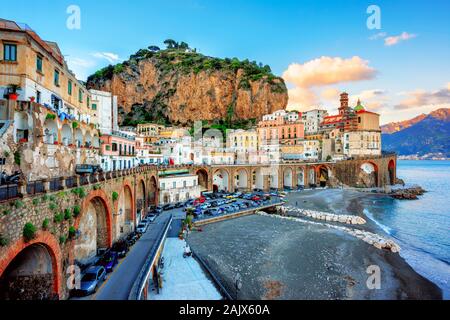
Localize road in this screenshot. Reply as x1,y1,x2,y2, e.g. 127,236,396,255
75,212,172,300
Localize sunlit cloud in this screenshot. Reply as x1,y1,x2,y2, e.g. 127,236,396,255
394,84,450,110
384,32,417,46
369,32,387,40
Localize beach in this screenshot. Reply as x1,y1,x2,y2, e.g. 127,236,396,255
187,189,442,300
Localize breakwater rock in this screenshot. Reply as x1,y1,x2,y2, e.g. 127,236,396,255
258,212,400,253
390,186,426,200
282,206,366,225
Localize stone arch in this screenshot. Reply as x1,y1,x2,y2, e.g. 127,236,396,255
14,111,32,143
296,167,305,187
269,167,279,190
283,167,294,189
116,182,135,238
75,190,112,263
234,168,249,191
0,232,61,300
252,168,265,191
213,168,230,192
136,179,146,220
92,132,100,148
148,176,158,206
360,162,379,188
85,132,92,148
74,128,83,148
196,169,209,191
61,123,72,146
316,164,331,187
43,117,58,144
388,159,396,185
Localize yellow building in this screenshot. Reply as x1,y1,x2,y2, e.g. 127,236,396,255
137,123,165,137
226,129,258,153
0,19,94,122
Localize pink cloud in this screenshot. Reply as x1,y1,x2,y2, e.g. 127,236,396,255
384,32,417,46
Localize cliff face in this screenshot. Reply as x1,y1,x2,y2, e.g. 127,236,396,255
86,49,288,126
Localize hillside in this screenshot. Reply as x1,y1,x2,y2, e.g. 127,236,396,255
86,41,288,126
381,114,427,134
382,108,450,157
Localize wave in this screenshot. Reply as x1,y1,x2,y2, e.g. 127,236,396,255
363,208,394,235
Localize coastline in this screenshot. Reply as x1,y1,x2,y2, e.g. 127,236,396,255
187,188,443,300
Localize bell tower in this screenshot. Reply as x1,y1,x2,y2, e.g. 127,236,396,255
339,92,349,115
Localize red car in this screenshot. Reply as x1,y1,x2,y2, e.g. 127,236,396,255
193,196,206,206
251,195,261,201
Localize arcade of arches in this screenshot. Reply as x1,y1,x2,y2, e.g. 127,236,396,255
0,155,396,299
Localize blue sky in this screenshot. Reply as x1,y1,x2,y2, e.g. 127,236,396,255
2,0,449,123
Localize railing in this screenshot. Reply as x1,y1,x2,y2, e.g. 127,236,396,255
128,214,173,300
49,178,63,192
0,183,19,202
190,246,233,300
26,180,45,195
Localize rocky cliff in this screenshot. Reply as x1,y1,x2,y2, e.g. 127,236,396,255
86,46,288,126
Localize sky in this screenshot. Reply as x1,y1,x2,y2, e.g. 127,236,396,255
1,0,449,124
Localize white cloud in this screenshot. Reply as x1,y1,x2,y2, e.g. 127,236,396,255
92,52,120,63
66,57,97,80
384,32,417,46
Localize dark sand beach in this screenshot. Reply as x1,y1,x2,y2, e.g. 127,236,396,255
187,190,442,300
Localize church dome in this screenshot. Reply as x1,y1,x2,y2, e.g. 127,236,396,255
354,99,365,111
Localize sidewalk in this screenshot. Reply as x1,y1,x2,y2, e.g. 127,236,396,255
148,237,222,300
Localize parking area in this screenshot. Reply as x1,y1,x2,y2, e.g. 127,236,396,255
158,190,286,222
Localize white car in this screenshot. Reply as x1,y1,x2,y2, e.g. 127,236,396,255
147,214,156,222
136,222,148,234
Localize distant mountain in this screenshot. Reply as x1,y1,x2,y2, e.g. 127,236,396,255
381,114,427,134
382,108,450,157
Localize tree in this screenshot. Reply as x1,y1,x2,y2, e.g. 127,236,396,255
148,45,161,52
226,104,235,127
164,39,177,49
179,41,190,51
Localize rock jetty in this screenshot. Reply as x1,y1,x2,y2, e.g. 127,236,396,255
390,186,426,200
282,206,366,225
258,211,401,253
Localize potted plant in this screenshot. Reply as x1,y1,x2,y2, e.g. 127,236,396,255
29,96,36,102
19,138,28,143
53,141,59,145
7,84,21,101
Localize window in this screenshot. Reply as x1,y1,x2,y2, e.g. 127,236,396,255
54,69,60,86
36,91,41,104
79,89,83,103
173,182,176,188
68,80,72,95
3,44,17,61
91,103,97,110
36,55,43,73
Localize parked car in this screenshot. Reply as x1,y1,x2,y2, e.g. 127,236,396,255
97,252,118,273
111,240,129,258
136,222,148,234
147,214,156,222
75,164,103,175
175,202,184,208
251,195,261,201
126,232,139,246
76,266,106,296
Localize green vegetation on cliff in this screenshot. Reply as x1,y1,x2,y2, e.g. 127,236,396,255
87,40,286,94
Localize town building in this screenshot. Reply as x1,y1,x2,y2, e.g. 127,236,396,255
159,172,201,204
257,110,304,146
226,129,258,164
99,131,137,171
89,89,118,135
301,109,328,134
320,93,382,160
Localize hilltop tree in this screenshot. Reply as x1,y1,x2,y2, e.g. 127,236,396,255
148,45,160,52
164,39,177,49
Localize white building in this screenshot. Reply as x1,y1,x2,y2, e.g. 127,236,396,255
302,139,321,160
159,174,201,204
302,109,328,134
89,89,118,135
159,136,194,165
343,131,381,158
262,109,300,122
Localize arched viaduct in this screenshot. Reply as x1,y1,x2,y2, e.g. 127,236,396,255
0,153,396,300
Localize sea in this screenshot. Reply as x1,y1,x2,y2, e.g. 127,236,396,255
362,160,450,298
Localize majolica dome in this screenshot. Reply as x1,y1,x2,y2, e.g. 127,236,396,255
354,99,365,111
